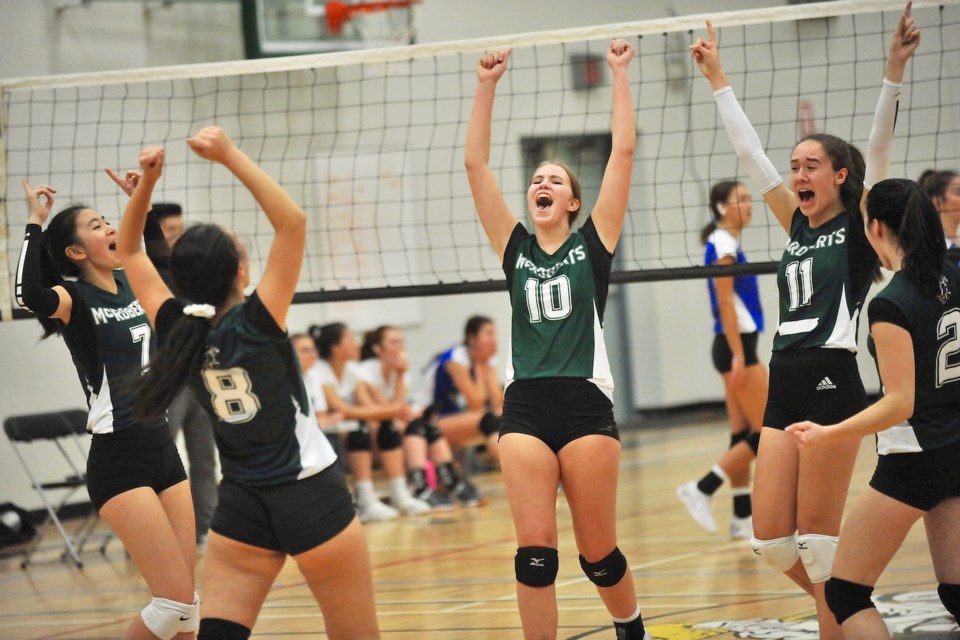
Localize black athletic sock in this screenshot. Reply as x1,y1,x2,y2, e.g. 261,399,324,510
436,461,461,491
612,611,646,640
733,490,752,518
408,468,428,494
697,471,723,495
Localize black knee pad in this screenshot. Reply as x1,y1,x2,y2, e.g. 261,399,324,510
346,424,372,451
198,618,251,640
745,430,761,454
515,546,559,587
730,430,748,448
825,577,875,625
939,583,960,620
579,546,628,588
424,421,442,444
405,418,428,439
479,411,501,437
405,419,442,444
376,420,402,451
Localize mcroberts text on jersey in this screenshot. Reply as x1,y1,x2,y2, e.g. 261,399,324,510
515,243,587,279
784,227,846,257
90,299,146,325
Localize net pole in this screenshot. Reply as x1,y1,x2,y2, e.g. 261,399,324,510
0,93,11,321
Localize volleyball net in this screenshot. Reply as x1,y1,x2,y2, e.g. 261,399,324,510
2,0,958,320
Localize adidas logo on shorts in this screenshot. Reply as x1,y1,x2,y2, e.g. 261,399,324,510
816,376,837,391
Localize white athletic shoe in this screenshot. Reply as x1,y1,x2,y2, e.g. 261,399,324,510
729,515,753,540
395,493,433,516
357,499,399,523
676,481,717,533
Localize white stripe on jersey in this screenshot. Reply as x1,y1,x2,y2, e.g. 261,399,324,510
877,422,923,455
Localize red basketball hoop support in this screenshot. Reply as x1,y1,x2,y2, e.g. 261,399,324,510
325,1,420,35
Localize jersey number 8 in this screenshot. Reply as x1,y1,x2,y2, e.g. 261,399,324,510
202,367,262,423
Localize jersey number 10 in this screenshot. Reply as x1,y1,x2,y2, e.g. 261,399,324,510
525,276,573,323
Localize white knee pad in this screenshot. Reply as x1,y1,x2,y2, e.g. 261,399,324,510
751,534,799,572
141,596,197,640
797,533,838,583
183,592,200,634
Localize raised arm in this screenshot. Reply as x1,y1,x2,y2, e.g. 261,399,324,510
104,166,170,270
591,39,636,253
186,126,306,330
16,180,73,324
465,49,518,262
691,21,796,232
861,2,920,212
116,147,173,326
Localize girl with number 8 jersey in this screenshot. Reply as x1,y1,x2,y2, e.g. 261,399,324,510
117,128,379,640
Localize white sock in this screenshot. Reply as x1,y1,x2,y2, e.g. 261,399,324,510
612,604,641,624
355,479,377,506
711,464,730,484
389,477,410,503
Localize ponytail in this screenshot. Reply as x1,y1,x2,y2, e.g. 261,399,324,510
701,180,740,245
132,314,211,420
133,223,238,420
313,322,347,360
866,179,945,297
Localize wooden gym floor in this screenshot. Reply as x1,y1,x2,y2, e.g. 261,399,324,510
1,419,958,639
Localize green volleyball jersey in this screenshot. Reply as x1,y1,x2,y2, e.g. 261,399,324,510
868,262,960,454
156,293,337,487
63,271,166,434
773,208,877,351
502,217,614,400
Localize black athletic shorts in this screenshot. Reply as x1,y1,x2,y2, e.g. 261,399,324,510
869,439,960,511
86,426,188,511
763,348,867,430
711,332,761,373
500,378,618,454
211,464,355,556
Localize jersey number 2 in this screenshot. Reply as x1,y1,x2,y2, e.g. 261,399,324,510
202,368,262,423
936,308,960,387
525,276,572,323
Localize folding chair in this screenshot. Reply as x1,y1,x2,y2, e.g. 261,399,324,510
3,409,111,569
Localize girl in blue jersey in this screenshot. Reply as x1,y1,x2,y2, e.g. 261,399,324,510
692,5,919,637
16,179,198,640
411,316,504,479
678,180,767,539
466,39,648,640
117,128,379,640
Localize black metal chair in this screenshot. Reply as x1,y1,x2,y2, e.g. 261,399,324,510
3,409,110,568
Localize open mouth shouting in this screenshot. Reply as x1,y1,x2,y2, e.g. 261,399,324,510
535,192,553,212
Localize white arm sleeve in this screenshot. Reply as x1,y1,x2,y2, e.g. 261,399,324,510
714,86,783,195
863,78,901,190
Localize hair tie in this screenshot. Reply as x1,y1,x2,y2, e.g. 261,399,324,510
183,303,216,319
